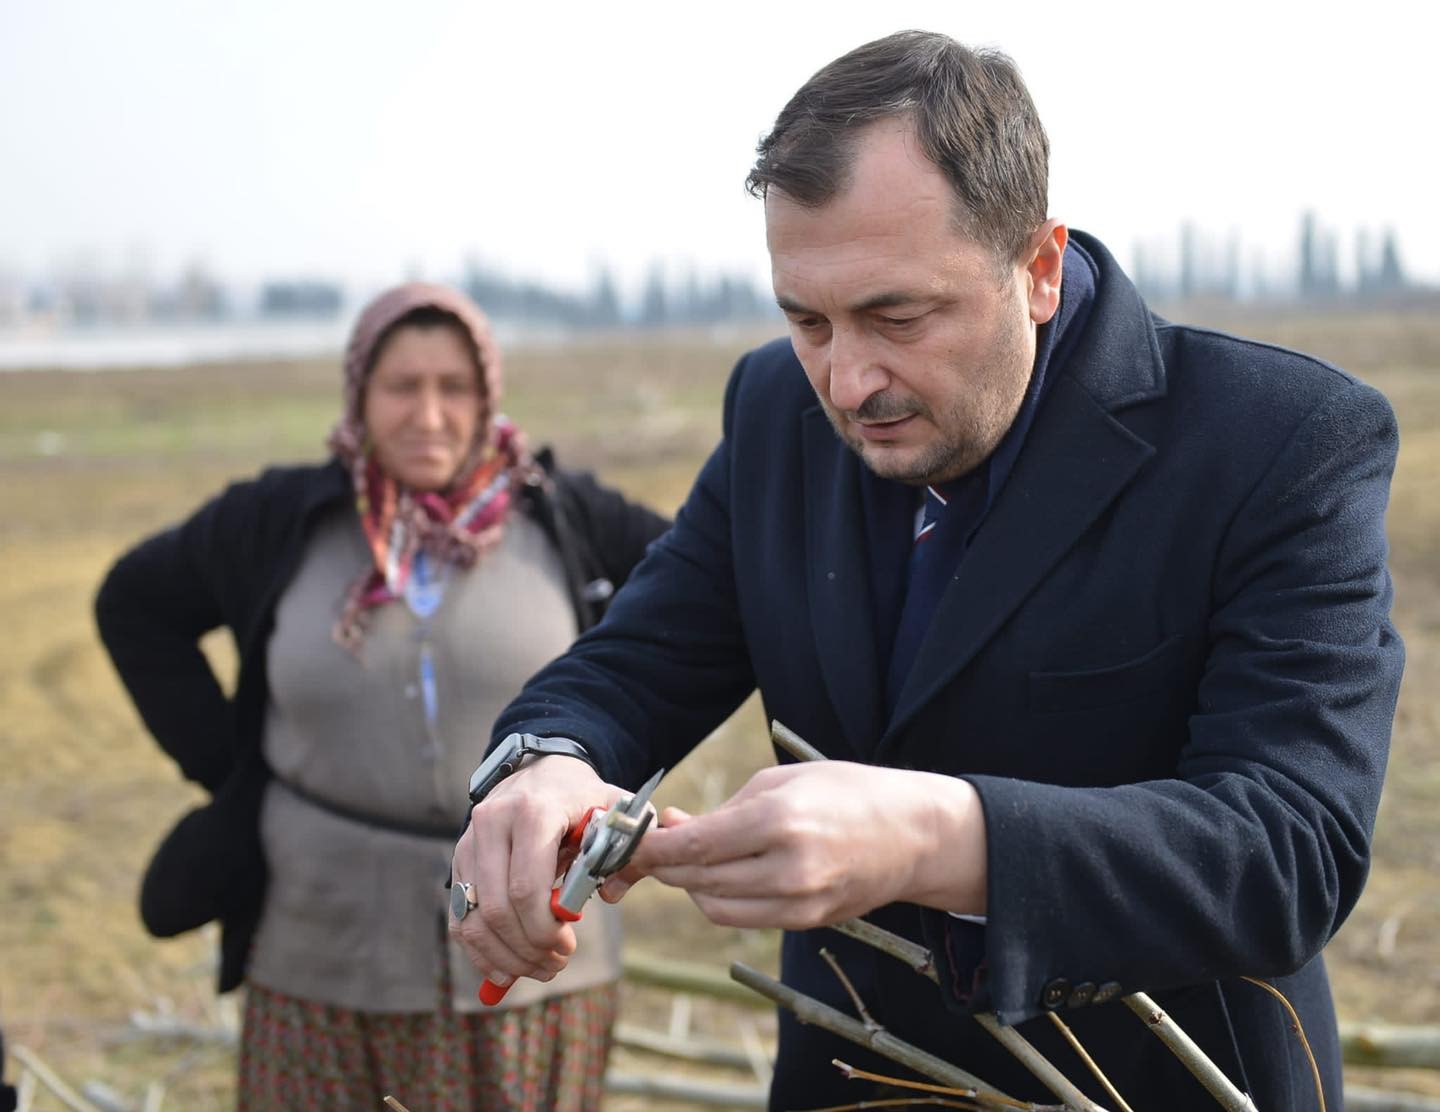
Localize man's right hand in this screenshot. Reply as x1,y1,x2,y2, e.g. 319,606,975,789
448,754,626,993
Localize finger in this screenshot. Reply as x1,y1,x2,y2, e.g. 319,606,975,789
465,802,571,978
684,891,837,931
629,802,780,872
452,819,554,981
506,797,580,959
644,852,801,901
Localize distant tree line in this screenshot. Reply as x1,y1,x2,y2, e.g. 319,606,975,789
459,260,774,330
0,259,777,332
1132,211,1417,304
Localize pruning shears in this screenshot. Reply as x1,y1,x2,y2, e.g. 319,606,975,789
473,767,664,1005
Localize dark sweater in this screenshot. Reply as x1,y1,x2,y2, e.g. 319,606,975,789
96,452,668,992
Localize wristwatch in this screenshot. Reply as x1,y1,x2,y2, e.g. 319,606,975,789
467,732,595,805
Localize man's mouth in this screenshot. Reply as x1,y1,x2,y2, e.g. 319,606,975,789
853,414,916,440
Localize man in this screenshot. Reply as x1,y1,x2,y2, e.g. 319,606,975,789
452,31,1403,1109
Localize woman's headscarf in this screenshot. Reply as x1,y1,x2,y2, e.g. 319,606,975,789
326,282,536,651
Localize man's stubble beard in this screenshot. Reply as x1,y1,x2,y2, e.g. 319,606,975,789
832,317,1034,488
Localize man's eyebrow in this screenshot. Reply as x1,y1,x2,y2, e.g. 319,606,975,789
775,291,926,315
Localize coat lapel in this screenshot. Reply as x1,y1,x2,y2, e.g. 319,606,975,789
802,406,887,755
879,374,1156,751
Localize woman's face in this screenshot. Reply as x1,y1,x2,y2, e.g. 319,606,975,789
362,324,482,491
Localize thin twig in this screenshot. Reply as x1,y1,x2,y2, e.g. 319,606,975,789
805,1098,986,1111
1241,976,1325,1112
822,947,882,1030
832,1058,980,1097
972,1014,1106,1112
730,962,1024,1109
1044,1013,1134,1112
1122,993,1258,1111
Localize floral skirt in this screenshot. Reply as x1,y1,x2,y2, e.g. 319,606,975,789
237,981,618,1112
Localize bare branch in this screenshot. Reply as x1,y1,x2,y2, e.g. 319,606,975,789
730,962,1029,1110
1122,993,1258,1111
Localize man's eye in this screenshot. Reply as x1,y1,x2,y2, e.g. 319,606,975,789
881,315,919,327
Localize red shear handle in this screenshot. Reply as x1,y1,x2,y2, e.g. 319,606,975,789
477,807,600,1005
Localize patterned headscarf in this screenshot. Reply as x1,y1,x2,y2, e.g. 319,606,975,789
326,282,536,651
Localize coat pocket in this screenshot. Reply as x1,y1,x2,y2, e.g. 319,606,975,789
1028,634,1188,714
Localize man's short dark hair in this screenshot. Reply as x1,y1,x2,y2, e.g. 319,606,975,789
746,30,1049,264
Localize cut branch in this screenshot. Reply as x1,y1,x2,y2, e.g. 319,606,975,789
830,918,939,983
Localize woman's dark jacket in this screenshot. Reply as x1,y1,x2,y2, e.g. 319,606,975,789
95,452,669,992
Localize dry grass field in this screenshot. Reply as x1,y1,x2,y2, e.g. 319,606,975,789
1,310,1437,1108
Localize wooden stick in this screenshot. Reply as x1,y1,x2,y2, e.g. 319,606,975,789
613,1022,754,1070
382,1097,413,1112
605,1071,768,1108
1340,1023,1440,1070
1122,993,1258,1111
8,1046,102,1112
624,952,772,1008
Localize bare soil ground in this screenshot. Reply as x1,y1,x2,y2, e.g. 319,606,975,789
1,312,1436,1107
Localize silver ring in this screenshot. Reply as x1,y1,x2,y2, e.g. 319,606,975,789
450,881,477,922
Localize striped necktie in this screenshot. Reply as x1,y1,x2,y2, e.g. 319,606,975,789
886,483,958,711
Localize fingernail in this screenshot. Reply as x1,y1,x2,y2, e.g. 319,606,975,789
488,972,512,987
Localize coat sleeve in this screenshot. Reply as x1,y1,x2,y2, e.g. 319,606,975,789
94,481,258,793
951,378,1404,1025
493,356,758,788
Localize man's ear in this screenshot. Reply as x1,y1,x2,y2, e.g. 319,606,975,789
1025,219,1067,325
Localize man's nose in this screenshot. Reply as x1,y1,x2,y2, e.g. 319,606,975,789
827,329,886,413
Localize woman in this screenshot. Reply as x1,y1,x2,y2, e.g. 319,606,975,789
96,283,668,1110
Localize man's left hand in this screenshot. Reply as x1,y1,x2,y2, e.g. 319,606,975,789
614,761,987,929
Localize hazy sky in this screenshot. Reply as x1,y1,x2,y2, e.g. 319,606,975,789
2,0,1433,299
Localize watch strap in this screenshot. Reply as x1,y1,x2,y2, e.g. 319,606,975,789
468,732,594,804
